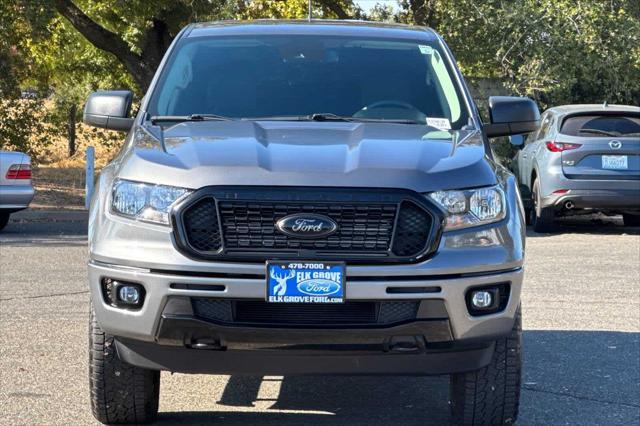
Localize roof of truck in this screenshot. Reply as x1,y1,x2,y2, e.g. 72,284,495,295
186,19,437,41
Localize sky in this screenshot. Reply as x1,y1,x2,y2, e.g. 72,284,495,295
354,0,398,13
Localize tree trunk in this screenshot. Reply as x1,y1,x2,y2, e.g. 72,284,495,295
68,104,77,157
54,0,352,92
410,0,438,28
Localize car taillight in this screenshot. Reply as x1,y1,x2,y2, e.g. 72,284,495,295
5,164,32,179
546,141,581,152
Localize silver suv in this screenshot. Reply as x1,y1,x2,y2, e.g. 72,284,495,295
511,104,640,232
83,21,539,425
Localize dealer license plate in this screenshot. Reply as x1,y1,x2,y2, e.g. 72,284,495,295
602,155,628,170
266,262,345,304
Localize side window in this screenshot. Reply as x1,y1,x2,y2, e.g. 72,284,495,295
532,113,552,142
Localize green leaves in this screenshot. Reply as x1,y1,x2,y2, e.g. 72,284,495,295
0,99,49,156
373,0,640,108
1,0,637,162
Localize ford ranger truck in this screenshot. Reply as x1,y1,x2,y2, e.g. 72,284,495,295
83,21,539,425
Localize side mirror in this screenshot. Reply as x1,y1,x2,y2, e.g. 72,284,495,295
484,96,540,138
509,134,525,149
83,90,134,132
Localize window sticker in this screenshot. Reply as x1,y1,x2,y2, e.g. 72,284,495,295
418,45,434,55
426,117,452,130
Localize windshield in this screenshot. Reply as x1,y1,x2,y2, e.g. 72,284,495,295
147,34,470,129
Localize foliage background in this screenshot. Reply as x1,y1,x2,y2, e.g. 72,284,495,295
1,0,638,165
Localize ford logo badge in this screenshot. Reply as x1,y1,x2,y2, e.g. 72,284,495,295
276,213,338,238
297,279,341,296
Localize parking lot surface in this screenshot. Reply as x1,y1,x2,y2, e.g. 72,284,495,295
0,212,638,425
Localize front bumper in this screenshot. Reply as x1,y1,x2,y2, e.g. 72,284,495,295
90,261,523,342
0,184,35,210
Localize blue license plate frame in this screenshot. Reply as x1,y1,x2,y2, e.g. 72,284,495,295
266,261,346,304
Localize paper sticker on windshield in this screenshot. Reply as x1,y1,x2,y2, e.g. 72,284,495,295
426,117,451,130
419,45,434,55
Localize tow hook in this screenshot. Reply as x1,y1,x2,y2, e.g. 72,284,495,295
187,338,225,351
385,336,426,353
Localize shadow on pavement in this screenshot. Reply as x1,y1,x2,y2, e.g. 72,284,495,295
156,330,640,425
527,214,640,237
1,211,88,245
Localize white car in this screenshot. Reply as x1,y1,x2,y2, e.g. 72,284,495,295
0,151,35,230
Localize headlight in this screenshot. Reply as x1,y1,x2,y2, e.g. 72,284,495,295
429,186,506,230
111,179,191,225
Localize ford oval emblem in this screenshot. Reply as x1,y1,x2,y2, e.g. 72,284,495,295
297,279,341,296
276,213,338,238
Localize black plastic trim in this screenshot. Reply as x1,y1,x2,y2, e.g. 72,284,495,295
115,336,495,375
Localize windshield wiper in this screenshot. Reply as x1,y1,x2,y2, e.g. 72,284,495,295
309,113,353,122
240,113,352,122
309,113,421,124
244,113,420,124
578,128,618,136
150,113,233,124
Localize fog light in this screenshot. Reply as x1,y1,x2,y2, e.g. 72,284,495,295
471,290,493,309
102,278,145,310
465,284,509,316
118,285,141,305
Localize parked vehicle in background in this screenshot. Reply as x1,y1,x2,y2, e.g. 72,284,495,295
510,104,640,232
0,151,35,231
82,20,540,425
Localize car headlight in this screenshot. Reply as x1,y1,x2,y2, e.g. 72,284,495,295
429,186,506,230
111,179,191,225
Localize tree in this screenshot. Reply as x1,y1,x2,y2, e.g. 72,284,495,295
37,0,355,92
369,0,640,108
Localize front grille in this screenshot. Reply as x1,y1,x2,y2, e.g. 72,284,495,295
220,202,396,251
192,298,419,327
173,187,440,263
182,198,221,252
392,201,434,256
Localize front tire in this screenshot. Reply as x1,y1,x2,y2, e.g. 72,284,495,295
0,212,10,231
531,178,555,232
622,213,640,227
89,306,160,424
449,309,522,426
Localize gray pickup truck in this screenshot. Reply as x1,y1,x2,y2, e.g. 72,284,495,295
83,21,539,425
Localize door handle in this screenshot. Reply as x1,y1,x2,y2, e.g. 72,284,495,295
522,154,528,159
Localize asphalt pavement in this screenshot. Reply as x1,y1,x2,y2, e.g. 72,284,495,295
0,210,638,425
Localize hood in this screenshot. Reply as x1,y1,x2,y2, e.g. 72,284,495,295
117,121,497,193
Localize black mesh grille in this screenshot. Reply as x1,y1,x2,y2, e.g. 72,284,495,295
175,188,438,262
192,299,419,327
192,298,233,322
378,301,420,323
219,202,396,251
392,201,433,256
182,198,221,252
